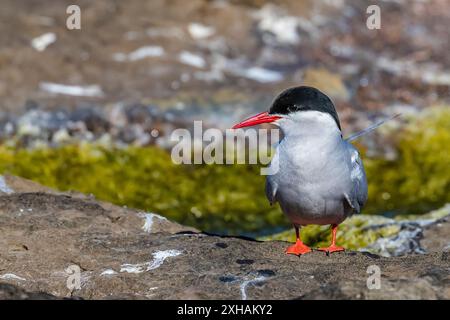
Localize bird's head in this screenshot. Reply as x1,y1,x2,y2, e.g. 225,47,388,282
232,86,341,136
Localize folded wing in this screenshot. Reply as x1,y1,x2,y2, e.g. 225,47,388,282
344,142,368,214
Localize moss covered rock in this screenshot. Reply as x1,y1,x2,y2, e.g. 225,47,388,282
0,144,284,235
263,204,450,255
364,106,450,216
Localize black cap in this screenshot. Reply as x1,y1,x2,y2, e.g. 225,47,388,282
268,86,341,130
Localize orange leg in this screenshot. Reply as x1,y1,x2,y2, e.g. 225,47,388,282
318,224,345,255
285,226,312,256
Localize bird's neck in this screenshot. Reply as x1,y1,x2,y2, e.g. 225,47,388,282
278,121,343,169
280,118,342,142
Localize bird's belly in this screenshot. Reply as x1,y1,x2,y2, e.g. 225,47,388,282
271,134,354,226
276,181,348,226
280,194,346,226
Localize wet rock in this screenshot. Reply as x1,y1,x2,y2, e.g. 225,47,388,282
0,283,59,300
69,107,110,135
0,176,448,300
0,174,57,195
422,214,450,253
365,205,450,257
364,223,426,257
0,102,183,148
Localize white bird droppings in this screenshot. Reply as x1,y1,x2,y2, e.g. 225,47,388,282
113,46,165,62
240,276,267,300
31,32,56,51
100,269,118,276
188,23,215,39
141,212,168,233
0,176,13,194
0,273,26,281
179,51,206,68
148,250,182,270
234,67,283,83
39,82,104,97
120,263,145,274
120,249,182,274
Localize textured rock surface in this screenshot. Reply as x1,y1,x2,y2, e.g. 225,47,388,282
0,176,449,300
364,205,450,257
423,216,450,254
0,283,58,300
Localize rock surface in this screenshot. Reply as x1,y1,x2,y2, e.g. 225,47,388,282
423,217,450,254
363,206,450,257
0,176,449,300
0,283,58,300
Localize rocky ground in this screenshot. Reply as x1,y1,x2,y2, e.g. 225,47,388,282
0,175,448,300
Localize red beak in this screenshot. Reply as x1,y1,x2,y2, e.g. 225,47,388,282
232,111,282,129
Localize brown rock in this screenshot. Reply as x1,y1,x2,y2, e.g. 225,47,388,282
422,215,450,253
0,283,59,300
0,176,448,300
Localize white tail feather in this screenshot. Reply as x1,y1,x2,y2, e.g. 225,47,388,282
345,113,401,142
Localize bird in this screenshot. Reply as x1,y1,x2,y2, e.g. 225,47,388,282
232,86,368,255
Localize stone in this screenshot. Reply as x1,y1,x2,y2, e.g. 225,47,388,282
0,176,448,300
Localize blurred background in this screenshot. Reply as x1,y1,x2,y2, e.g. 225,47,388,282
0,0,449,243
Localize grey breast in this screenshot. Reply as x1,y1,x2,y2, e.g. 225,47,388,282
266,135,366,226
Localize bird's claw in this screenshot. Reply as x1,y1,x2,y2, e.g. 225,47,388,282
318,245,345,255
285,241,312,256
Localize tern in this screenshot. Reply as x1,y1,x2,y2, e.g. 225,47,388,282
232,86,368,255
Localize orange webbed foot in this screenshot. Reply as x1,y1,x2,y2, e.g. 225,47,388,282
285,240,312,256
318,244,345,255
318,224,345,255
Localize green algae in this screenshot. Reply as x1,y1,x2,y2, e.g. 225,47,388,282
363,106,450,216
0,143,283,235
260,215,401,249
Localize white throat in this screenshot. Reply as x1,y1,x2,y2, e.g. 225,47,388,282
275,110,341,138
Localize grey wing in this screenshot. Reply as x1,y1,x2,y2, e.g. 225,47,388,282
265,175,278,206
265,146,280,206
344,142,368,213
